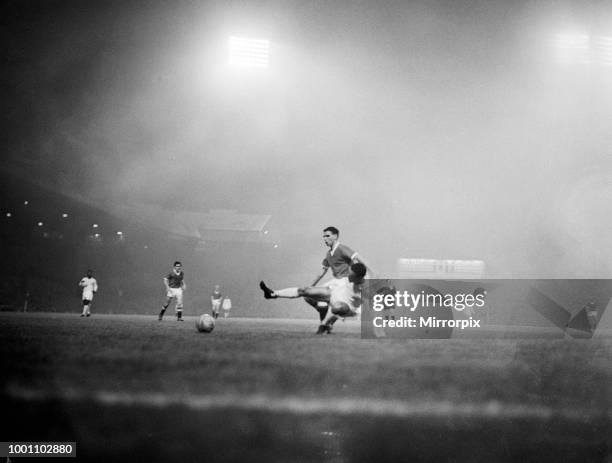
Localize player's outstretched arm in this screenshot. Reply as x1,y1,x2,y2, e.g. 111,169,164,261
311,266,329,286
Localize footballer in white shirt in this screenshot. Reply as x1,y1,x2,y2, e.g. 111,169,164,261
78,269,98,317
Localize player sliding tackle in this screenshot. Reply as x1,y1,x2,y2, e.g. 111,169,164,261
306,226,374,324
260,262,367,334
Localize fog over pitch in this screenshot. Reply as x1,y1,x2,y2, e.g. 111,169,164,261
2,0,611,278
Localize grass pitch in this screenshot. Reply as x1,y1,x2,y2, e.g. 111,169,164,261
1,312,611,462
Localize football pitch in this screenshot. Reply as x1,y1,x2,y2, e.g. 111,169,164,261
1,312,611,462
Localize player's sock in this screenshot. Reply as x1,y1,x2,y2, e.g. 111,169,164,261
177,310,183,321
273,288,299,298
325,316,338,333
318,307,328,322
259,281,277,299
316,324,327,334
158,308,166,320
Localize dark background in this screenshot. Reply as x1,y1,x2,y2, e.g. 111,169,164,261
2,0,611,315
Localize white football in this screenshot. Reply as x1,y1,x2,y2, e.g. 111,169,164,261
196,314,215,333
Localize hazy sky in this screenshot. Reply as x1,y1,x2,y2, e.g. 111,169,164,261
2,0,611,277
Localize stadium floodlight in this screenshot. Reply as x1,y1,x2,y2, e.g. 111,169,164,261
228,36,270,68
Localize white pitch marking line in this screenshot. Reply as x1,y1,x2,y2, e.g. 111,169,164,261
6,387,611,421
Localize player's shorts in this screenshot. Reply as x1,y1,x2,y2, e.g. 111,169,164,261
310,278,345,308
324,278,345,291
329,278,361,316
212,299,222,312
166,287,184,308
82,291,94,303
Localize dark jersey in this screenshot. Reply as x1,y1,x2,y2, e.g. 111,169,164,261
166,270,184,288
322,243,357,279
212,290,222,300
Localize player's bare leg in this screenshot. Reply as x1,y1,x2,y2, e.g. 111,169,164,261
301,289,339,333
159,297,172,321
260,282,333,333
260,282,330,300
212,302,220,319
304,297,328,322
175,291,185,321
319,303,353,334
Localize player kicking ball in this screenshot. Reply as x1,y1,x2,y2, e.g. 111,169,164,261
259,262,367,334
305,226,373,324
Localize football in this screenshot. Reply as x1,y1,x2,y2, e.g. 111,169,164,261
196,314,215,333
